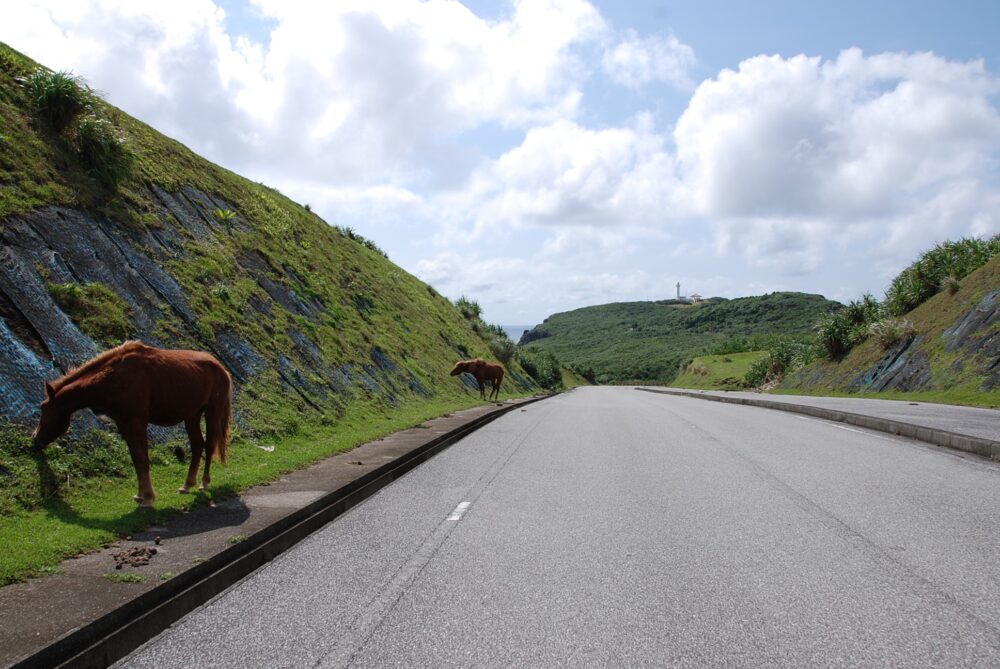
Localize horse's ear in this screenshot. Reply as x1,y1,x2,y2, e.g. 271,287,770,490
44,381,56,400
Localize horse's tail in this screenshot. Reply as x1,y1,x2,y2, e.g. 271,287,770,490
208,366,232,464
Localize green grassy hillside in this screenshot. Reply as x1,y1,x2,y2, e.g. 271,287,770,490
0,43,539,583
781,252,1000,407
671,351,767,390
520,293,840,384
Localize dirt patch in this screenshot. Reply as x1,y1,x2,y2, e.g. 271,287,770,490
112,546,158,570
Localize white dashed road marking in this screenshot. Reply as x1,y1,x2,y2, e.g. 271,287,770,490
447,502,471,521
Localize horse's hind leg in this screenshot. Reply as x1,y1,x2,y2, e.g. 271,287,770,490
201,407,220,490
179,414,205,493
117,419,156,507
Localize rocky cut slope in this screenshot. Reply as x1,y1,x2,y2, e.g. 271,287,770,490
0,42,536,441
782,252,1000,400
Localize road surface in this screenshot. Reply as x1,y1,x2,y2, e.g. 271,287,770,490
118,386,1000,667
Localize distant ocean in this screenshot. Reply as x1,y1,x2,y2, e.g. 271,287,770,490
501,325,534,342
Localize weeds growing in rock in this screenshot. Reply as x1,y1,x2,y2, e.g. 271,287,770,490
47,281,135,346
76,115,136,188
214,208,236,225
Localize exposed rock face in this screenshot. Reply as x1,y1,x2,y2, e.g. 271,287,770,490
942,288,1000,390
0,186,441,433
847,288,1000,393
518,328,550,345
850,336,932,392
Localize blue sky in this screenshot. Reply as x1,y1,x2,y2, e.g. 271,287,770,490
4,1,1000,325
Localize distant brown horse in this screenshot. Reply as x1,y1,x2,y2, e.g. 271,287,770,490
32,341,232,507
450,358,505,401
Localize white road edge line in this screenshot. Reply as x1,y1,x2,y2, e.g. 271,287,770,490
793,414,896,442
447,501,471,521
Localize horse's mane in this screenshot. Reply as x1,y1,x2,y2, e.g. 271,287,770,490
52,340,148,391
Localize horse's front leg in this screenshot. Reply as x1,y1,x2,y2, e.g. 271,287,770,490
179,415,205,493
117,418,156,507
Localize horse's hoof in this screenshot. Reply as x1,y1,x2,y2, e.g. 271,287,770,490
198,484,208,491
133,495,143,503
177,486,190,494
140,500,155,509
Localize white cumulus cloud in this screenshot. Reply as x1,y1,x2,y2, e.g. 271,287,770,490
1,0,606,190
674,48,1000,271
602,29,696,89
438,113,681,237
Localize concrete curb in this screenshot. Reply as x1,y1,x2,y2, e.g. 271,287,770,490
636,387,1000,461
12,395,551,669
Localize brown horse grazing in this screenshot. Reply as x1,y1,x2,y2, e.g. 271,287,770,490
32,341,232,507
450,358,505,401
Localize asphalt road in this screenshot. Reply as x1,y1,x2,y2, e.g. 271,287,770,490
118,386,1000,668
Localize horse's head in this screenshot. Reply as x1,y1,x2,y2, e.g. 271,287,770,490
32,382,71,449
450,359,484,376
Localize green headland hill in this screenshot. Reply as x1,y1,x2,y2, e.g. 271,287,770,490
519,292,841,384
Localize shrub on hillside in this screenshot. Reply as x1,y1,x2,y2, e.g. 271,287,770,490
816,294,882,359
339,226,388,258
744,356,770,388
868,318,916,350
744,339,816,387
75,115,136,188
708,332,815,357
488,336,515,365
516,347,562,389
885,236,1000,316
686,361,709,376
24,68,92,132
455,296,482,320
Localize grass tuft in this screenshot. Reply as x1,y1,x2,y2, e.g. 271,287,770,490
23,69,92,132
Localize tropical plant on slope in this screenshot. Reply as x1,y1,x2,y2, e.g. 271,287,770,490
885,236,1000,316
816,293,882,359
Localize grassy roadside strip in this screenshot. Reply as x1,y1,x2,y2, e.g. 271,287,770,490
0,394,527,586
